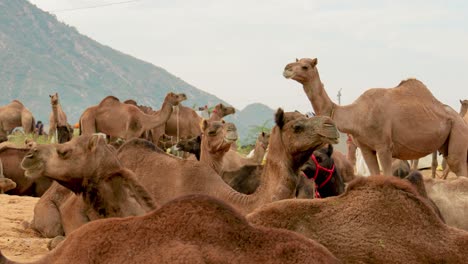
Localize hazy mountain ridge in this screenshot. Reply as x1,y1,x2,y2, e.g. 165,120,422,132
0,0,274,144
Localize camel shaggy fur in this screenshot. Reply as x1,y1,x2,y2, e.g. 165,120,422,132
0,142,51,196
248,173,468,263
0,195,339,264
0,100,35,143
117,109,339,214
21,135,156,239
80,92,186,140
284,58,468,176
423,176,468,231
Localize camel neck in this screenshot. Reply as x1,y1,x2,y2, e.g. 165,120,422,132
250,141,266,164
209,111,223,121
52,103,59,125
142,101,173,130
200,136,229,174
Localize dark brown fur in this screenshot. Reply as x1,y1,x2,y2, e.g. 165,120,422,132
1,195,339,264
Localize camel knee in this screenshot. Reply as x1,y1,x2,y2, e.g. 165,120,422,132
0,178,17,193
48,236,65,250
446,156,466,176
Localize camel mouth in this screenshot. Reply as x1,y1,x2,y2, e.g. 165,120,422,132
283,70,295,79
224,136,238,144
21,157,45,179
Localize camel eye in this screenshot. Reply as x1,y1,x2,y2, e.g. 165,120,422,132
302,66,308,70
57,148,71,159
315,156,322,163
293,124,304,132
207,130,217,136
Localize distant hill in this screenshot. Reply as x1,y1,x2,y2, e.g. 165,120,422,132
0,0,274,144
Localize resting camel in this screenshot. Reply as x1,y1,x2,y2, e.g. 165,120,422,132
423,176,468,231
248,173,468,263
80,92,187,140
199,120,238,174
391,159,411,178
284,58,468,176
117,109,339,214
165,103,236,140
0,142,51,196
0,195,339,264
48,93,71,143
0,159,16,193
0,100,35,143
20,135,156,240
222,132,270,172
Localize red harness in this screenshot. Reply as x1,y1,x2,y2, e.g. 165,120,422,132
304,154,335,198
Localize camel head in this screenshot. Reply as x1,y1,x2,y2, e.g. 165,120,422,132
201,120,238,154
213,103,236,117
273,108,339,169
283,58,318,84
257,131,270,150
165,92,187,106
175,135,201,154
21,135,122,193
49,92,59,105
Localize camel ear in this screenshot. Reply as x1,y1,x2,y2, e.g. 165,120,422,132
49,94,52,98
201,119,209,131
310,58,318,67
461,100,463,104
295,58,299,62
88,135,105,152
262,131,265,137
275,108,285,129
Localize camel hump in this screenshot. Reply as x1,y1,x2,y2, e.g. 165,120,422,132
11,99,24,107
394,78,435,98
98,96,121,106
346,175,420,198
117,138,165,154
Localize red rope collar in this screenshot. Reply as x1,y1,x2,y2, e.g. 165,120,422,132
302,154,335,198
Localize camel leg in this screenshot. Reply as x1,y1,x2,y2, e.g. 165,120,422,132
359,146,381,175
48,127,56,143
445,126,468,176
431,152,438,179
377,149,393,176
410,159,419,170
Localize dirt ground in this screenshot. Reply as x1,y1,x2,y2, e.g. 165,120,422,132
0,169,459,262
0,194,48,262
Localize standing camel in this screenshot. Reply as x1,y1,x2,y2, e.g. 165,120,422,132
0,100,35,142
80,92,186,140
283,58,468,176
48,93,71,143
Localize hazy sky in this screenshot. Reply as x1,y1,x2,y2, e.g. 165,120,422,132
28,0,468,113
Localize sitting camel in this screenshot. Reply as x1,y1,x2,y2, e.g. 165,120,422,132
284,58,468,176
0,141,51,196
80,92,186,140
248,172,468,263
0,159,16,193
0,100,35,143
20,135,157,240
423,175,468,231
117,109,339,214
222,132,270,172
0,195,340,264
48,93,72,143
391,159,411,178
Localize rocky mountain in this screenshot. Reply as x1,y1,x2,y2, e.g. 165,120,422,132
0,0,274,145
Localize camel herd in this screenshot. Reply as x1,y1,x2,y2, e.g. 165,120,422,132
0,57,467,263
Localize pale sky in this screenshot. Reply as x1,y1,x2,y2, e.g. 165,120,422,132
28,0,468,113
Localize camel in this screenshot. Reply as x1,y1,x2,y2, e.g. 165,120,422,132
117,109,339,214
300,144,345,198
248,173,468,263
461,99,468,123
391,159,411,178
0,141,51,196
222,132,270,172
20,135,157,241
165,103,236,141
80,92,187,140
331,149,355,183
423,176,468,231
209,103,236,121
0,195,340,264
284,58,468,176
0,100,35,143
0,159,16,193
48,93,71,143
199,120,238,174
174,135,202,160
346,134,357,168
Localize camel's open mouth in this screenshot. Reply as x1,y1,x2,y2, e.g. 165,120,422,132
283,70,295,79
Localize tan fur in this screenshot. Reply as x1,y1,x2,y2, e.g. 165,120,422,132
248,174,468,263
80,93,186,140
48,93,69,142
460,99,468,123
0,159,16,193
117,110,339,214
0,100,35,142
423,176,468,230
22,135,157,241
284,58,468,176
1,195,339,264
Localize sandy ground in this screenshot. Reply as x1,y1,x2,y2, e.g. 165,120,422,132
0,194,48,262
0,169,459,262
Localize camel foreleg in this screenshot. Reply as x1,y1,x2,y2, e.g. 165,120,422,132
359,145,381,176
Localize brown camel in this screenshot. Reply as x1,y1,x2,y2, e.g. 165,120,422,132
0,159,16,193
0,100,35,143
80,92,186,140
391,159,411,178
209,103,236,121
20,135,157,240
0,195,340,264
48,93,71,143
165,103,236,140
117,109,339,214
284,58,468,176
222,132,270,172
0,142,51,196
248,173,468,263
331,150,355,182
199,120,238,174
423,175,468,231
